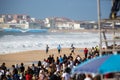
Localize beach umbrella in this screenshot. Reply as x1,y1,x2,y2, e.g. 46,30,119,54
72,54,120,74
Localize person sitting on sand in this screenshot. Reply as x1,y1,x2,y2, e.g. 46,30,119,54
38,70,45,80
84,74,93,80
62,67,71,80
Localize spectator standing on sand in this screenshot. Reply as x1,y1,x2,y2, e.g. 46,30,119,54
20,63,25,73
1,62,7,72
57,44,61,54
46,44,49,54
84,48,88,58
70,44,75,55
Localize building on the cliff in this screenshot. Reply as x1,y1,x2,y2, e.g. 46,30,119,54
0,14,42,29
43,17,85,30
0,18,4,23
55,21,83,30
44,18,51,28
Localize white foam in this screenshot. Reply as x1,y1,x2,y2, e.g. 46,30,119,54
0,32,115,54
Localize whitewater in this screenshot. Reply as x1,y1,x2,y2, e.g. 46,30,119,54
0,31,110,54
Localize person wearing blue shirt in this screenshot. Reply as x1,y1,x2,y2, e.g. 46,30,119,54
57,44,61,54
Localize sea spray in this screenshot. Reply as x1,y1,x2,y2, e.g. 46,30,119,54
0,32,114,54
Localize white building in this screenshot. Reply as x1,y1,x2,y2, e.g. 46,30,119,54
44,18,50,28
0,18,4,23
55,22,83,30
55,22,73,29
73,23,82,29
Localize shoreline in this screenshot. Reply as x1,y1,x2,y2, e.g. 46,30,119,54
48,29,99,33
48,29,120,33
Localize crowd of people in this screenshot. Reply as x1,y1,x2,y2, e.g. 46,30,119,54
0,45,113,80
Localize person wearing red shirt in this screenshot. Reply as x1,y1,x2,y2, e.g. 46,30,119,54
25,71,32,80
84,48,88,58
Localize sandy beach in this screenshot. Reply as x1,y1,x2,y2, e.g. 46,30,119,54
0,48,85,68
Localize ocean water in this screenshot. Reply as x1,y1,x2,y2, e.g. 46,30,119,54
1,31,116,54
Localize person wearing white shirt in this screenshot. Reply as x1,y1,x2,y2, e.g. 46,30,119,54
62,72,71,80
62,68,71,80
84,74,92,80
